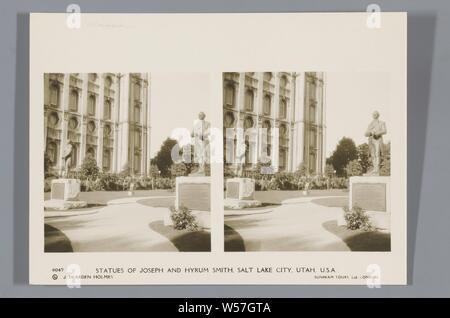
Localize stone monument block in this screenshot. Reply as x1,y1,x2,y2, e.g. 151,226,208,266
224,178,261,209
350,176,390,212
226,178,255,200
51,179,81,201
175,176,211,211
45,179,87,211
174,176,211,229
349,176,391,229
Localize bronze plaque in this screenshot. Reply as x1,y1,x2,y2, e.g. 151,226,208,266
352,183,386,212
51,183,65,200
178,183,211,211
226,182,240,199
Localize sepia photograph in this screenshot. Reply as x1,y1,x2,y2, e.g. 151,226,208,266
43,72,212,252
29,13,406,285
223,72,391,252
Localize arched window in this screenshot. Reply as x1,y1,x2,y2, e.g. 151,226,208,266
279,75,288,89
134,154,141,174
48,112,59,128
263,72,272,82
244,116,254,130
104,124,112,137
244,89,254,111
68,117,78,130
279,149,287,170
224,112,235,128
103,149,111,171
49,83,60,107
104,76,113,88
309,152,316,174
46,142,58,166
69,89,79,112
89,73,97,82
279,99,287,119
87,121,96,134
262,120,271,135
86,147,95,159
279,124,288,138
104,99,112,120
224,84,235,107
263,94,271,115
88,95,96,116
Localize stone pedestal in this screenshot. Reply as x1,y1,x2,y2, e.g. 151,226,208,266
349,176,391,230
174,176,211,229
44,179,87,211
224,178,261,209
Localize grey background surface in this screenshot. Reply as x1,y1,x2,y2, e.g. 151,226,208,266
0,0,449,297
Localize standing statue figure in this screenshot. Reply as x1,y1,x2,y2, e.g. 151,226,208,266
191,112,211,175
61,141,73,178
364,111,387,176
235,136,247,177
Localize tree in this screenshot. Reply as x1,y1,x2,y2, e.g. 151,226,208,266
170,162,189,177
80,157,100,181
328,137,358,177
151,138,178,177
325,163,335,178
296,162,308,177
148,164,160,178
357,143,371,174
345,159,363,177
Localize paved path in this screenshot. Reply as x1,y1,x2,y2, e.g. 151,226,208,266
45,196,177,252
225,195,349,251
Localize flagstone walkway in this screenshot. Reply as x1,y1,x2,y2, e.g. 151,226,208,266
45,196,178,252
225,196,350,251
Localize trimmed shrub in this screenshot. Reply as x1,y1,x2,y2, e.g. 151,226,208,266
98,173,121,191
170,205,199,231
343,205,373,231
79,157,100,181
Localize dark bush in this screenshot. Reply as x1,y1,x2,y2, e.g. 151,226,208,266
170,205,199,231
343,205,373,231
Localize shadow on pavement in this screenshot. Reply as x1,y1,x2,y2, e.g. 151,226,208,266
323,220,391,251
149,221,210,252
224,224,246,252
44,224,73,252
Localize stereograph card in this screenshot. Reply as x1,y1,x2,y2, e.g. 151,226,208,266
29,12,407,285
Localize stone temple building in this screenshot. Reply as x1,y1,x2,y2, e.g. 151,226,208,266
44,73,151,176
223,72,326,174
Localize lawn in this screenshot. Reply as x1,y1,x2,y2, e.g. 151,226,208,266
224,224,245,252
311,196,348,208
44,224,73,252
254,189,347,204
322,220,391,251
44,189,174,205
149,221,211,252
137,196,174,208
